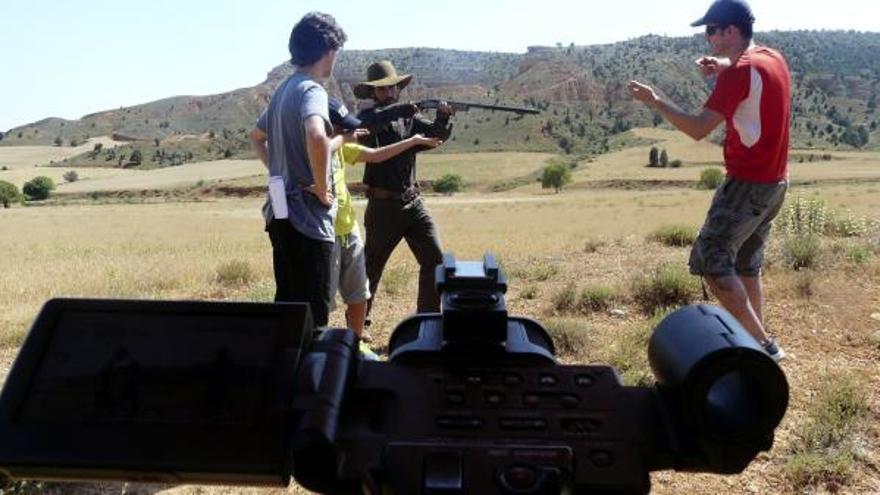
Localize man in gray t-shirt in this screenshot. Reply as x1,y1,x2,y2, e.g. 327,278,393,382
249,12,347,327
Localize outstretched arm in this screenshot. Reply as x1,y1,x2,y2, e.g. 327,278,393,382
627,80,724,141
357,134,442,163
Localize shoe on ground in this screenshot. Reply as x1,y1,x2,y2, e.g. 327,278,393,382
359,341,380,361
762,338,787,362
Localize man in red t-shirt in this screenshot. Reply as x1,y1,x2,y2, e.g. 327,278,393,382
627,0,790,361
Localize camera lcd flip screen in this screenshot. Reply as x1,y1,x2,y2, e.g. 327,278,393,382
21,311,280,426
0,299,312,485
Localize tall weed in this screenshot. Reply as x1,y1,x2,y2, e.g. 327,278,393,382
784,373,870,490
647,224,698,247
630,264,698,314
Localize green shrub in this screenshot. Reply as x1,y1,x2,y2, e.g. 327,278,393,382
551,282,578,313
697,167,725,189
541,162,572,193
631,264,698,314
827,211,868,238
669,159,683,168
22,176,55,200
0,180,21,207
647,224,698,247
784,374,869,490
847,245,872,264
777,195,829,236
578,285,618,313
520,284,539,300
129,149,143,165
511,262,559,282
543,318,590,357
782,233,822,270
785,451,855,489
214,260,255,287
433,173,464,194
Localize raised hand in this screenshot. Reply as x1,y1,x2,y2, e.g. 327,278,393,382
627,80,659,106
695,56,731,78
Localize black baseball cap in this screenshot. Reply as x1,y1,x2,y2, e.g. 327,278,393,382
328,97,362,131
691,0,755,27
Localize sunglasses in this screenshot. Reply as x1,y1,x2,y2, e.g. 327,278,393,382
705,24,727,36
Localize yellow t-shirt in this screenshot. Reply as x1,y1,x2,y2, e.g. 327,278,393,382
333,143,366,236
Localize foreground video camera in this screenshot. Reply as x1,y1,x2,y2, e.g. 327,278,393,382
0,253,788,494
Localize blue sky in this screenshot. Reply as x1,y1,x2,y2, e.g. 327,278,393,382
1,0,878,132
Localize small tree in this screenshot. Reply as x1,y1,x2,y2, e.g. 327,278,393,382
433,173,464,194
129,149,143,165
53,136,63,147
649,147,660,167
660,149,669,167
22,176,55,200
541,162,572,193
698,168,725,190
0,180,21,208
63,170,79,183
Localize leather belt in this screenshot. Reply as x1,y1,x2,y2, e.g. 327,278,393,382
366,186,420,202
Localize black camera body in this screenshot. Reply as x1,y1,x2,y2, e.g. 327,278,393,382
0,253,788,495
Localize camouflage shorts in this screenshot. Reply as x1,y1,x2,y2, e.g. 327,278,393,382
689,177,788,277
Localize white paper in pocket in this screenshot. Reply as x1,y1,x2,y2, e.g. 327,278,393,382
268,176,289,219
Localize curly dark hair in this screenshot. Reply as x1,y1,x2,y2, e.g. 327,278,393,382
289,12,347,67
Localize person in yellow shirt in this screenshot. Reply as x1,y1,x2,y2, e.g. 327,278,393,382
327,97,442,343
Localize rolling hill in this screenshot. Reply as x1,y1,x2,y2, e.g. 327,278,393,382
2,31,878,169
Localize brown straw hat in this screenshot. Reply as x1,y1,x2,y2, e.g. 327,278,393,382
353,60,413,99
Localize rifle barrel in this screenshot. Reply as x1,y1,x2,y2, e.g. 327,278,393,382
418,99,540,115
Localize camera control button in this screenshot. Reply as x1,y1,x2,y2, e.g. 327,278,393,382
560,394,580,408
466,375,483,386
485,392,504,406
500,464,538,491
539,374,558,386
446,391,465,405
503,373,523,386
575,374,595,387
500,418,547,431
590,449,615,468
523,393,541,407
561,417,602,434
437,416,483,429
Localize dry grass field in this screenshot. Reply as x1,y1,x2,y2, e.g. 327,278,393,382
1,130,879,495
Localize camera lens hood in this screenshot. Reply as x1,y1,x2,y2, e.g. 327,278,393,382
648,305,788,443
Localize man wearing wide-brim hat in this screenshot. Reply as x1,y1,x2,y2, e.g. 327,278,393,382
353,60,455,319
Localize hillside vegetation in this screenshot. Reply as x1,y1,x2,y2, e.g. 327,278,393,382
2,32,879,168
